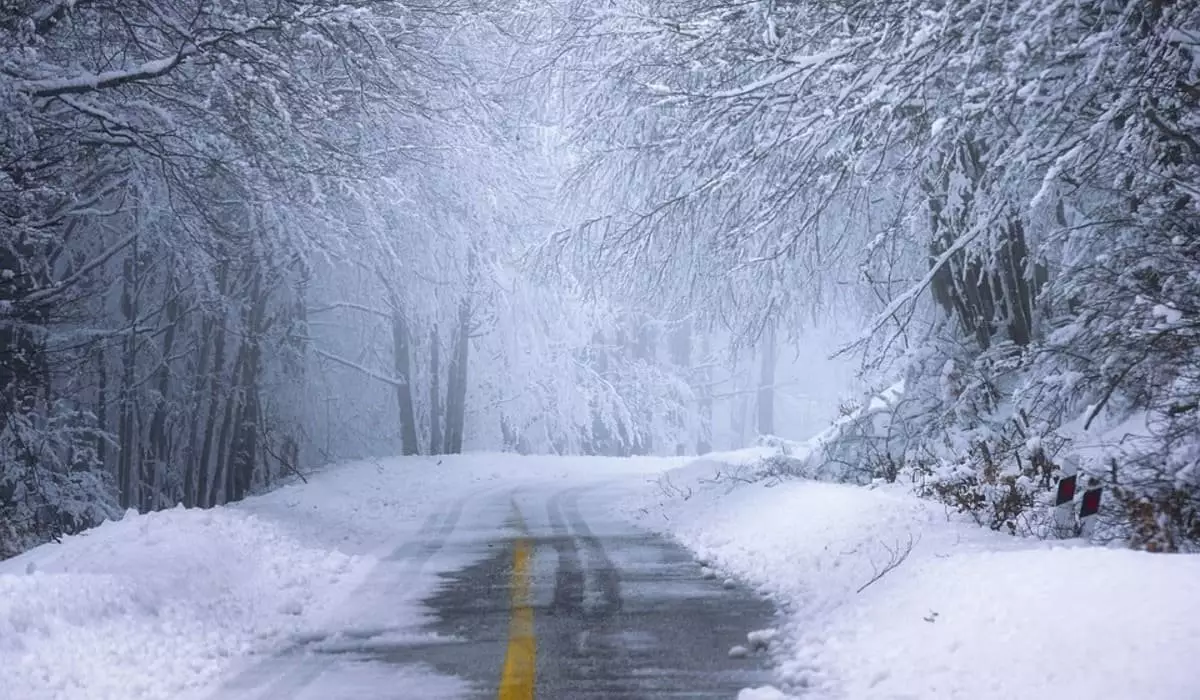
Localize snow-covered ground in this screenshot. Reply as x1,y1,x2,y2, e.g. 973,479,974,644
0,454,674,700
618,452,1200,700
6,447,1198,700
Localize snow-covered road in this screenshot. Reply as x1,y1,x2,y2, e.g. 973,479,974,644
209,480,775,699
3,451,1199,700
2,454,741,700
209,485,492,699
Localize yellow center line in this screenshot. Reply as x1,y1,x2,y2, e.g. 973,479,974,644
498,508,535,699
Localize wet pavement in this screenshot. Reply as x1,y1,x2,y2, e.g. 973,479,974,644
212,482,778,699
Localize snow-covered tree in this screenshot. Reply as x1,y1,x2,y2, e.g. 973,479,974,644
559,0,1200,549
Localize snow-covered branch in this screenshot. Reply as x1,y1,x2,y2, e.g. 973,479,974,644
314,348,408,388
307,302,392,319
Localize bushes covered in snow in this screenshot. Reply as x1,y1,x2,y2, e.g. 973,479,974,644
0,404,119,559
788,334,1200,549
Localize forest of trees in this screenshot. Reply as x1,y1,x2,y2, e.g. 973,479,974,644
2,0,1197,556
559,0,1200,550
0,0,777,557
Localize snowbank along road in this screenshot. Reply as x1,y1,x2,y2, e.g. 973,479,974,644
211,479,775,699
6,452,1199,700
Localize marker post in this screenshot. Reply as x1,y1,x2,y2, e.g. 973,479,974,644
1053,456,1079,538
1079,477,1103,538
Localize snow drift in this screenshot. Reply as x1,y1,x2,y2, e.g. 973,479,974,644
623,453,1200,700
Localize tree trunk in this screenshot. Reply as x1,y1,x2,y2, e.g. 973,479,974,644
230,269,266,502
584,330,611,455
391,305,420,455
732,390,750,449
274,267,309,479
632,316,656,454
183,315,213,508
234,339,261,502
731,349,748,449
443,297,470,454
669,319,691,367
757,322,776,436
117,253,139,510
197,313,228,507
429,324,442,455
94,345,108,469
147,280,179,509
211,345,243,507
669,318,692,455
696,333,712,455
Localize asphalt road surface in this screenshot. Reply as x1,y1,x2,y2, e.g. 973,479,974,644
214,482,777,699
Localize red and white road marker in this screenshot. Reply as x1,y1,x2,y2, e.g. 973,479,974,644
1053,456,1079,537
1079,477,1103,537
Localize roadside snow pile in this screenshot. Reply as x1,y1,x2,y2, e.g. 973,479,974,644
623,456,1200,700
0,506,365,700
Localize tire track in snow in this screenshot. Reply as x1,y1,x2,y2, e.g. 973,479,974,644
537,485,635,697
563,487,622,617
546,488,585,617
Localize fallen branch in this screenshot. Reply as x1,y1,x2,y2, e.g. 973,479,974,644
655,473,693,501
857,532,918,594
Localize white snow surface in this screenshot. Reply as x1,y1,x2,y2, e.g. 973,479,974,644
619,453,1200,700
6,448,1198,700
0,453,674,700
0,506,357,700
